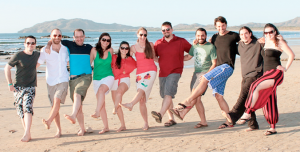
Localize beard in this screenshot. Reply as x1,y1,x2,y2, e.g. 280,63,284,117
164,33,170,38
52,39,61,44
198,39,206,44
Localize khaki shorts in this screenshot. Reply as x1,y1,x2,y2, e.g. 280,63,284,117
159,73,181,98
69,74,92,102
47,82,68,106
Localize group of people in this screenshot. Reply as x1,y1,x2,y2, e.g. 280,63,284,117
4,16,294,142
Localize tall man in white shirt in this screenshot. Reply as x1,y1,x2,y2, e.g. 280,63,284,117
37,29,69,138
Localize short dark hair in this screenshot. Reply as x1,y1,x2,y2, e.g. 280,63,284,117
162,21,172,29
214,16,227,26
195,28,207,35
25,35,36,43
74,29,85,36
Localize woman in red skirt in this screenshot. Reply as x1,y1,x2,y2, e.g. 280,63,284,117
224,23,294,135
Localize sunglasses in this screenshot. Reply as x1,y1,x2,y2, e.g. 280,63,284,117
162,28,171,32
26,42,36,45
139,34,147,37
264,30,274,35
101,38,111,43
120,47,129,50
53,34,62,38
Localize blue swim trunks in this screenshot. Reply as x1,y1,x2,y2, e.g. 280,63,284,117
203,64,233,96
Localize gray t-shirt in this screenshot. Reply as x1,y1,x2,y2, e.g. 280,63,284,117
189,42,217,73
8,51,40,87
237,38,263,78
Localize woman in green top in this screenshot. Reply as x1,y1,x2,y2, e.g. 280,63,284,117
90,33,114,134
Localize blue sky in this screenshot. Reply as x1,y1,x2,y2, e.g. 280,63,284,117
1,0,299,33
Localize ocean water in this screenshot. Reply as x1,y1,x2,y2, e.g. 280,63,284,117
1,31,300,52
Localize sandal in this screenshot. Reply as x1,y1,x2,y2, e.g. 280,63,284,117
194,122,208,128
218,123,234,129
177,103,193,111
264,130,277,136
169,109,183,121
164,120,177,127
151,111,162,123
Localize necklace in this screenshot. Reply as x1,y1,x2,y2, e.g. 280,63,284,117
138,43,145,49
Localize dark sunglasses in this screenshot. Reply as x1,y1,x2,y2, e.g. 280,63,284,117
26,42,36,45
101,38,111,43
264,30,274,35
120,47,129,50
162,28,171,32
139,34,147,37
53,34,62,38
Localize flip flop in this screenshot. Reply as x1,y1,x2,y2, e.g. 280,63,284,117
264,130,277,136
177,103,193,111
169,109,183,121
151,111,162,123
218,123,234,129
194,122,208,128
164,120,177,127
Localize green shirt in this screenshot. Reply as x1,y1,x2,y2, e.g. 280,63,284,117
189,42,217,73
93,51,114,80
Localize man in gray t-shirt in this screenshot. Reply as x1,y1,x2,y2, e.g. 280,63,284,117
222,26,263,131
5,36,40,142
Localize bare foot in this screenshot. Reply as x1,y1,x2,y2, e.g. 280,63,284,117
221,110,233,125
142,124,149,131
42,119,50,129
99,128,109,134
91,111,100,118
112,105,120,115
240,113,251,121
116,126,126,132
21,133,31,142
54,132,62,138
236,119,247,125
64,114,76,124
120,103,133,111
77,129,86,136
245,128,258,132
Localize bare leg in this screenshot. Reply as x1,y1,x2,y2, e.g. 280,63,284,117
112,83,128,115
21,113,32,142
43,98,61,129
53,112,62,138
194,96,207,126
77,106,85,136
215,93,229,113
91,85,109,118
21,118,25,131
64,93,81,124
120,89,144,111
159,95,173,118
186,77,209,103
99,103,109,134
139,95,149,130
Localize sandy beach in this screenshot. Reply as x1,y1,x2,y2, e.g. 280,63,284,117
0,45,299,152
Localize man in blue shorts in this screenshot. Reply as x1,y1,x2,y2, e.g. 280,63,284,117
173,16,240,129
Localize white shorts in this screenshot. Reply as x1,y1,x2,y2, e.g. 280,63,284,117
111,77,130,91
93,76,114,95
136,71,157,102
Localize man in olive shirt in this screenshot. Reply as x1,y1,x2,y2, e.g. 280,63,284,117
4,36,40,142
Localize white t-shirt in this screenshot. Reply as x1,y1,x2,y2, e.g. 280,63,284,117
38,45,69,86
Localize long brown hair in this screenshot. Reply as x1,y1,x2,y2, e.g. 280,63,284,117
95,33,111,58
264,23,281,47
137,27,153,59
115,41,131,69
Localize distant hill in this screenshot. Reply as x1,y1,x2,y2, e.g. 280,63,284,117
18,17,300,33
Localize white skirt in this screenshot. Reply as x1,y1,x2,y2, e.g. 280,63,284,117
136,71,156,102
111,77,130,91
93,76,114,95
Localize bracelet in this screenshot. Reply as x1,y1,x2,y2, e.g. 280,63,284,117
8,83,13,86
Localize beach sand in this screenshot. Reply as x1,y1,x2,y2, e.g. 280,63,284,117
0,46,299,152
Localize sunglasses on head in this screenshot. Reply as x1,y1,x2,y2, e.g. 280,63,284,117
139,34,147,37
53,34,62,38
26,42,36,45
101,38,111,43
264,30,274,35
120,47,129,50
162,28,171,32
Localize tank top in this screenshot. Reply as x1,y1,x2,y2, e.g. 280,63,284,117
135,51,157,74
93,51,114,80
262,48,282,72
